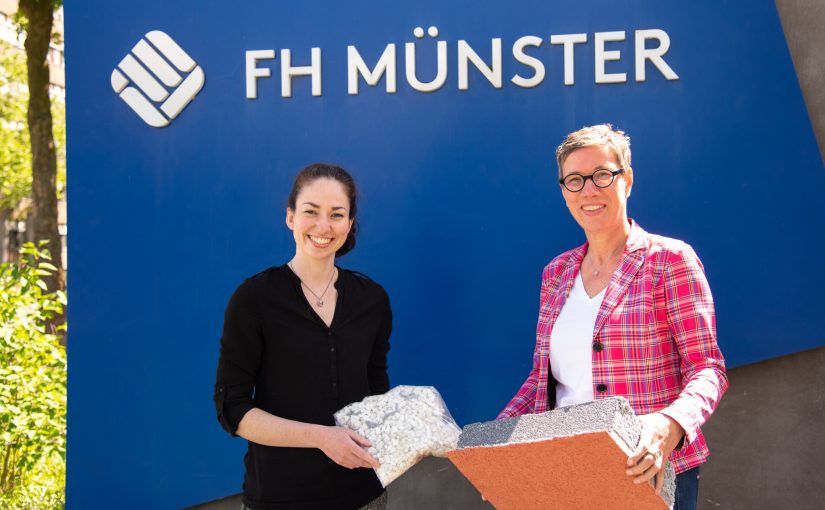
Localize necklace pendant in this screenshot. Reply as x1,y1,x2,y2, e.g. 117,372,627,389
316,299,324,307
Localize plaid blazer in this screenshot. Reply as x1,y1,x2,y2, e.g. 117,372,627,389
499,221,728,473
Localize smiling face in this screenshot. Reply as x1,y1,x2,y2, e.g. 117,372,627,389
560,145,632,237
286,178,353,262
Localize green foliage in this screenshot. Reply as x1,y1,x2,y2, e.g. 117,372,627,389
0,41,32,212
0,39,66,213
52,95,66,200
0,242,66,509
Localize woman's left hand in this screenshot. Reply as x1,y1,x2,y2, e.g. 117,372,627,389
626,412,685,494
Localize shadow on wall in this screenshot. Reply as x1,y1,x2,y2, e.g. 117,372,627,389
699,346,825,510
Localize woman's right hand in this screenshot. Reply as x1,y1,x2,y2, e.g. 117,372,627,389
316,426,380,469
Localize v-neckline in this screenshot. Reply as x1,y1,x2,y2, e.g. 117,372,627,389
576,272,606,303
286,264,343,329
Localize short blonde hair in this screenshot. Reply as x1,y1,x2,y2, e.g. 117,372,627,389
555,124,632,179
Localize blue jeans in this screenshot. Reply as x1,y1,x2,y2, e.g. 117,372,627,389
674,466,700,510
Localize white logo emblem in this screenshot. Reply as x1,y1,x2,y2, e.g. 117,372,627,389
111,31,205,128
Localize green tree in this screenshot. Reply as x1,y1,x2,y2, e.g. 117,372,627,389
0,242,66,509
0,39,66,222
0,42,32,212
17,0,64,294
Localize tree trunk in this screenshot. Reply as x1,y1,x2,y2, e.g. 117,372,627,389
19,0,65,338
0,208,8,263
19,0,62,287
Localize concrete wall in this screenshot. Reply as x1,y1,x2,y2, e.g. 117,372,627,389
699,347,825,509
777,0,825,165
192,2,825,508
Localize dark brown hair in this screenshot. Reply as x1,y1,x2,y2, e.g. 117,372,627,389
287,163,358,257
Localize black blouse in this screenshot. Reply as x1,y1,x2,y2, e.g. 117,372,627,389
214,265,391,510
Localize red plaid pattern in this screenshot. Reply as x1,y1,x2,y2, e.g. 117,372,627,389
499,221,728,473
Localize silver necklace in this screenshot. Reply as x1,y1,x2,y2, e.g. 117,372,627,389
590,257,605,276
288,263,337,307
586,249,622,276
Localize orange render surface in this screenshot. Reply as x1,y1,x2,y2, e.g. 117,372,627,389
447,431,669,510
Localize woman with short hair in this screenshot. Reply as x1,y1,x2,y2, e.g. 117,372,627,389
500,124,727,510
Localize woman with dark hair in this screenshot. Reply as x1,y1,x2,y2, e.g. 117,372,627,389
214,163,391,510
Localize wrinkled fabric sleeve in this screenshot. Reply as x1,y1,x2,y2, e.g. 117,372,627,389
658,246,729,446
368,290,392,396
214,283,262,436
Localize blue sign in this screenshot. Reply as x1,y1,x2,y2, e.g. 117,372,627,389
65,1,823,508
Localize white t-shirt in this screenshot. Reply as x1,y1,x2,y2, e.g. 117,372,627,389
549,272,606,408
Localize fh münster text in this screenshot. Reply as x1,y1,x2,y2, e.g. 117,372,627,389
245,28,679,98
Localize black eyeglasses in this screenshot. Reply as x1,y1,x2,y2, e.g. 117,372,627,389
559,168,625,192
